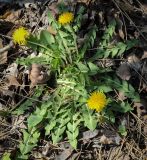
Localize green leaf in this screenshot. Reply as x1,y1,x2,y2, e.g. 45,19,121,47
108,21,116,36
40,30,55,45
88,62,99,75
60,117,71,126
27,115,44,129
58,30,68,38
69,139,77,149
45,121,56,135
67,126,79,140
120,102,133,112
27,102,52,130
118,124,127,136
82,106,97,131
126,39,138,50
2,152,11,160
51,112,70,144
48,11,55,24
23,130,29,142
13,88,43,115
13,99,32,115
112,102,133,113
57,2,67,12
79,25,97,57
19,142,36,155
76,62,89,73
103,50,111,58
66,114,80,149
102,20,116,43
64,24,73,33
98,85,113,92
19,130,40,155
30,131,40,144
105,110,115,123
119,81,140,101
117,42,127,56
73,6,85,31
27,34,39,51
47,11,59,29
52,126,66,144
111,47,119,57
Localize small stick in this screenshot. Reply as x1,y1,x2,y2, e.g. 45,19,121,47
0,41,13,54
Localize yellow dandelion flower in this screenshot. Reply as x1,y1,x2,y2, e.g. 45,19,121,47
12,27,29,45
87,91,107,112
58,12,74,25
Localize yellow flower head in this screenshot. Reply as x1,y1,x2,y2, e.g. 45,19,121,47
87,91,107,112
58,12,74,25
12,27,29,45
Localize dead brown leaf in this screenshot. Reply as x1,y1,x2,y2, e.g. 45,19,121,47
115,17,125,40
0,63,19,96
1,9,21,24
0,51,7,64
68,153,80,160
140,4,147,15
134,98,147,139
0,85,13,97
108,146,130,160
134,99,147,117
55,148,73,160
6,10,21,24
29,64,50,87
47,26,57,35
141,50,147,60
0,38,7,64
48,3,59,17
100,135,113,144
31,151,43,159
127,53,140,64
0,10,11,19
4,63,20,87
77,0,92,5
118,91,127,101
12,115,27,130
100,130,121,145
5,63,18,77
0,38,2,48
143,116,147,136
55,142,73,160
118,29,125,40
82,130,99,140
6,75,20,87
116,63,131,80
42,142,50,156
